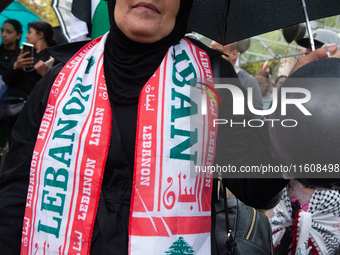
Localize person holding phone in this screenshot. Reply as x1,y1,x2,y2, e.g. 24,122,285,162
0,19,23,148
2,20,57,144
0,19,22,102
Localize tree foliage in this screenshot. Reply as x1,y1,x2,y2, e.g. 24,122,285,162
17,0,59,27
242,59,281,77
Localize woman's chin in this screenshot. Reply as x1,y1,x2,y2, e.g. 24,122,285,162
123,26,170,43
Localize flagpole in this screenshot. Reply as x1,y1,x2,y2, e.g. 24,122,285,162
262,59,268,71
301,0,315,51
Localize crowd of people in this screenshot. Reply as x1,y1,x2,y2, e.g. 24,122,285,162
0,0,339,254
0,19,22,149
0,19,56,146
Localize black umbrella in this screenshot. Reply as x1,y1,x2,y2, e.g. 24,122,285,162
52,0,340,46
0,0,13,13
188,0,340,45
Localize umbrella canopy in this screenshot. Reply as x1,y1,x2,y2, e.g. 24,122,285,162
53,0,340,46
188,0,340,45
0,1,40,46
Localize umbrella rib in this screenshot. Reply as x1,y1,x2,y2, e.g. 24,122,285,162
221,0,231,45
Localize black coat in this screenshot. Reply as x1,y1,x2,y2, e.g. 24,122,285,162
2,48,51,99
0,39,288,254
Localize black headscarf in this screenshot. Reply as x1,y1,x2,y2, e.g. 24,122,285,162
104,0,193,104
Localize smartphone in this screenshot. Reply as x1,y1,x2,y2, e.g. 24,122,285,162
22,42,34,59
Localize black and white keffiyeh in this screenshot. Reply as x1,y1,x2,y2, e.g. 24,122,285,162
271,187,340,254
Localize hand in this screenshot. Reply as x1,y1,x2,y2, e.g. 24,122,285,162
290,44,339,75
13,50,34,70
34,60,52,76
331,48,340,58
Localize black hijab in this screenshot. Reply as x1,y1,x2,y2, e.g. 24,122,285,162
104,0,193,104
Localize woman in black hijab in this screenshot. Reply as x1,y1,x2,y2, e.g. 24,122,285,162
104,0,193,104
0,1,288,254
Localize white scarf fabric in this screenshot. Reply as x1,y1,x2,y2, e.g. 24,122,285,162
21,33,218,255
271,187,340,255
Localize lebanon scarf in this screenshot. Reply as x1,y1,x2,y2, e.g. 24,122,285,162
21,33,218,255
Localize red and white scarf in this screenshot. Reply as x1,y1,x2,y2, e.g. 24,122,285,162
21,33,218,255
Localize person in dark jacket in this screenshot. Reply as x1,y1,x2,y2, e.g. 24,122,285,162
0,1,288,254
2,20,57,144
0,19,22,147
3,20,56,99
0,19,22,85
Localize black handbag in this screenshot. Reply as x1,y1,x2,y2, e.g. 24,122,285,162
0,96,26,119
212,178,274,255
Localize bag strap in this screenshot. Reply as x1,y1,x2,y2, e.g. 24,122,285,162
217,178,240,255
211,54,240,255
